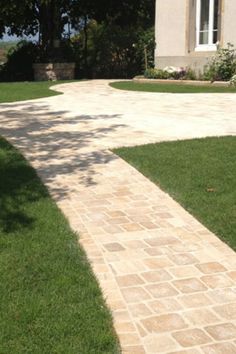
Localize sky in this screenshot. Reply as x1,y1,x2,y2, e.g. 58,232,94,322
1,33,37,42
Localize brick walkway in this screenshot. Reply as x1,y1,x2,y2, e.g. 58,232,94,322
1,80,236,354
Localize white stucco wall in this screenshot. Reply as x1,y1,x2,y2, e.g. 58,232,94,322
155,0,236,71
222,0,236,48
155,0,187,57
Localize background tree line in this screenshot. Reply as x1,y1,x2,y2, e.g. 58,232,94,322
0,0,155,80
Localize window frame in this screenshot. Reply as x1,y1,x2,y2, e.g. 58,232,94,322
195,0,219,51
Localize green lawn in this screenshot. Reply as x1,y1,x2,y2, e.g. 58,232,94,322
114,137,236,250
0,81,71,103
0,137,120,354
110,81,236,94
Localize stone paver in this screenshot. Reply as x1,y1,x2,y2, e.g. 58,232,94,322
0,80,236,353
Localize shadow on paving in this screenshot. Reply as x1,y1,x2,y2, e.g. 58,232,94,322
0,101,127,202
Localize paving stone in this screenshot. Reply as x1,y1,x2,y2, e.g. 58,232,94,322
119,333,141,346
143,247,163,256
106,210,126,218
143,334,177,353
122,223,144,232
103,225,123,234
196,262,227,274
172,329,212,347
213,303,236,320
129,303,153,318
141,270,172,283
228,271,236,281
169,265,202,279
173,278,207,293
142,313,187,333
207,288,236,304
104,242,125,252
205,322,236,341
179,293,212,309
121,287,151,303
116,274,144,287
168,253,198,266
201,342,236,354
144,257,173,270
146,282,179,299
122,240,147,249
136,323,148,337
149,298,183,314
107,217,130,225
169,350,201,354
140,222,158,230
114,321,136,333
183,308,219,326
201,274,233,289
123,345,146,354
114,310,132,323
144,236,180,247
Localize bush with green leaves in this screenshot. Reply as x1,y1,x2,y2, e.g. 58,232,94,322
230,74,236,87
0,41,40,81
0,39,75,82
72,21,155,79
144,68,169,79
204,43,236,82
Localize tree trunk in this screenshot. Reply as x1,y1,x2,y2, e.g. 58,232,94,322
39,0,62,61
84,16,88,77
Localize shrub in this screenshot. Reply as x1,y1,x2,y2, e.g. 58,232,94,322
230,74,236,87
72,22,155,79
0,41,40,82
184,68,197,80
204,43,236,82
144,68,169,79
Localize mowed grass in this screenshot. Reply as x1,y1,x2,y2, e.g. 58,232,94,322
0,137,120,354
114,137,236,250
0,81,72,103
110,81,236,94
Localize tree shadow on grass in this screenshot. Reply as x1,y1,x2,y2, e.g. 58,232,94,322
0,138,49,233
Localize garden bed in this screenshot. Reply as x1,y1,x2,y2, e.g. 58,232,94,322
133,77,230,87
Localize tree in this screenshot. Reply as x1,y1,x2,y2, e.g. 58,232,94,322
71,0,155,77
0,0,77,60
89,0,155,28
0,0,155,76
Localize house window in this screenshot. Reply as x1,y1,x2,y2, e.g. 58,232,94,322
196,0,219,51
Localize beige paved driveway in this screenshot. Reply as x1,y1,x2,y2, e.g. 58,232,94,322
1,80,236,354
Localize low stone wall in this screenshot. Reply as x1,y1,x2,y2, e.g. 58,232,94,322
133,77,230,87
33,63,76,81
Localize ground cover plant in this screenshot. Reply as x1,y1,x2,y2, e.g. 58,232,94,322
0,81,70,103
114,137,236,250
110,81,236,94
0,137,120,354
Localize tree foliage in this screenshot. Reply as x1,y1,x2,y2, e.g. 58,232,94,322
0,0,155,39
0,0,155,77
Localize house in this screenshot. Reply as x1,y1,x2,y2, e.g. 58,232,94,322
155,0,236,72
